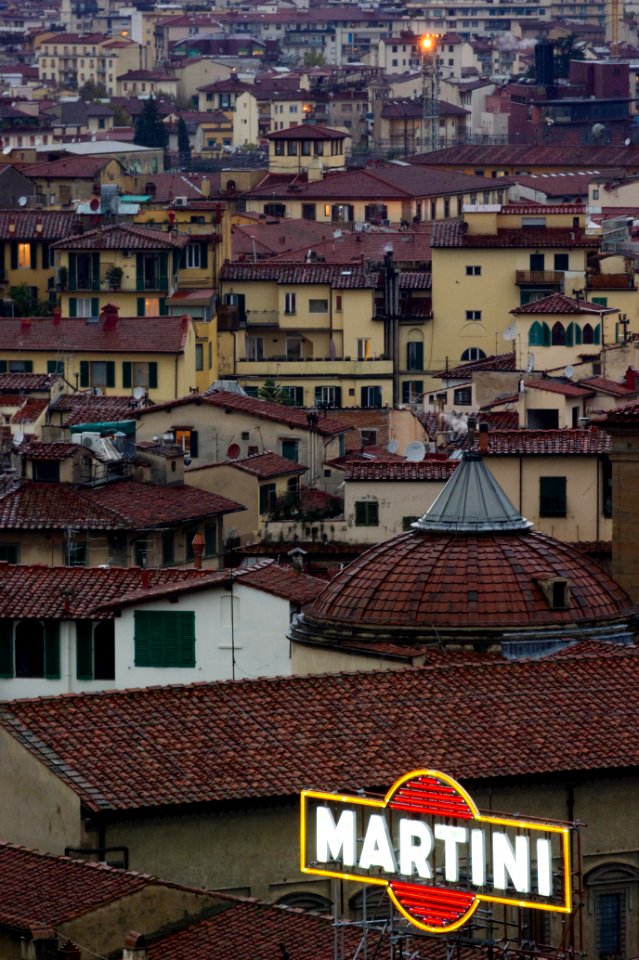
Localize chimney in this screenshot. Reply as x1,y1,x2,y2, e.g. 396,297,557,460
478,421,489,454
53,307,62,325
123,932,147,960
20,317,31,329
101,303,119,331
141,569,150,589
191,531,204,569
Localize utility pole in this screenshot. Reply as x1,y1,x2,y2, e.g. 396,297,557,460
419,34,443,153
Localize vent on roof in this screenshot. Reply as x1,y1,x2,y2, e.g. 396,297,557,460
538,576,571,609
174,196,188,207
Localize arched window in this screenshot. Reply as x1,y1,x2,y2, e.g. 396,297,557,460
406,329,424,371
566,322,582,347
594,323,601,345
277,891,332,914
551,322,566,346
583,323,594,344
529,321,551,346
585,863,639,960
460,347,486,362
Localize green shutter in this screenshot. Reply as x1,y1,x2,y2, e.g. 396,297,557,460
204,524,215,556
122,361,132,388
76,621,93,680
0,622,13,678
148,362,158,389
106,361,115,388
159,297,168,316
44,622,60,679
134,610,155,666
189,430,198,457
91,297,99,318
68,253,77,291
137,297,145,317
69,298,77,318
10,242,17,270
159,253,168,291
134,610,194,667
41,242,49,271
79,360,89,387
200,241,208,270
136,253,144,290
0,361,6,373
91,252,100,290
165,611,195,668
31,243,37,271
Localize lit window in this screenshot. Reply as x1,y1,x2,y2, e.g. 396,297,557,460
144,298,160,315
356,337,372,359
17,243,31,268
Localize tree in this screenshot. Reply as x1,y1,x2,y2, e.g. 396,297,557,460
78,79,108,101
258,378,292,405
303,50,326,67
111,103,132,127
554,35,584,79
134,98,168,150
177,117,192,168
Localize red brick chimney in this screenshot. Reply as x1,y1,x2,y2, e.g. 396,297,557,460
101,303,119,331
53,307,62,325
479,422,489,454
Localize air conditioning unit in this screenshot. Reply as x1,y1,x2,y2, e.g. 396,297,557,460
174,196,188,207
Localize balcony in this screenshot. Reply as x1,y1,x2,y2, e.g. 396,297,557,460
245,310,279,327
587,274,636,291
217,304,245,331
515,271,563,287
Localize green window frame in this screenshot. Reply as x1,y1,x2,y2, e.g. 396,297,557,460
134,610,196,668
539,476,567,518
259,482,277,515
76,620,115,681
47,360,65,375
0,620,60,679
355,501,379,526
281,439,299,462
0,543,18,563
162,530,174,566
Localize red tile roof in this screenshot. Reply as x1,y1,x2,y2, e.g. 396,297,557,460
22,156,116,180
218,451,307,478
50,394,141,426
345,460,457,481
265,123,347,141
52,223,188,251
578,376,636,397
219,261,377,289
511,293,616,315
381,98,468,118
3,647,639,811
19,441,79,459
0,316,192,354
141,390,349,438
594,399,639,423
432,222,599,249
409,143,639,169
0,372,61,393
523,379,595,398
0,479,243,531
477,427,610,455
437,352,517,378
0,843,150,932
0,211,79,241
10,398,48,423
239,561,326,606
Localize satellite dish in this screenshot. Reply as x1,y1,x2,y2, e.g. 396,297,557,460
387,438,399,454
132,385,146,401
333,229,342,239
526,352,535,373
625,137,631,146
404,441,426,462
502,323,516,341
17,195,27,207
227,442,241,460
2,145,11,155
89,196,100,212
564,365,574,380
110,195,120,215
354,221,364,233
13,430,24,446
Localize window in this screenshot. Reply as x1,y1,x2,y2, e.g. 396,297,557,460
175,429,198,457
356,338,372,360
17,243,31,268
184,242,204,268
302,203,316,220
309,299,328,313
137,252,167,291
284,292,296,315
461,348,486,361
122,362,158,390
281,439,299,461
0,544,18,563
76,620,115,680
286,336,302,361
465,310,482,321
554,253,569,270
264,201,286,218
72,297,100,319
529,253,545,271
355,500,379,526
315,385,341,407
47,360,65,375
402,380,423,403
529,321,551,347
246,336,264,361
406,341,424,370
65,540,87,566
134,610,196,668
259,482,277,514
162,530,174,566
454,386,472,405
281,386,304,406
0,620,60,679
0,360,33,373
591,297,608,307
587,863,639,960
33,460,60,483
195,343,204,371
79,360,115,389
539,476,567,517
360,429,377,447
551,322,566,345
465,265,481,275
361,385,382,408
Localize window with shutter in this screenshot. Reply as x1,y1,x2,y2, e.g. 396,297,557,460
76,621,93,680
539,477,567,517
134,610,196,667
355,501,379,526
0,620,13,678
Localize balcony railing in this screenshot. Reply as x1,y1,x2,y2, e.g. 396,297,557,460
245,310,279,327
515,270,563,286
587,274,636,290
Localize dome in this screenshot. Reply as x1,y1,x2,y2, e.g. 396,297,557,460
291,454,638,657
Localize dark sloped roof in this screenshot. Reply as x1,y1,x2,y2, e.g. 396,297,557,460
477,427,610,455
345,461,457,481
215,451,307,478
50,394,141,426
0,316,191,354
3,650,639,812
265,123,347,141
219,261,377,288
432,222,599,249
52,223,188,251
511,293,616,315
0,212,79,241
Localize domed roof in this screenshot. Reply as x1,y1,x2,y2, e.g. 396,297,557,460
293,453,637,654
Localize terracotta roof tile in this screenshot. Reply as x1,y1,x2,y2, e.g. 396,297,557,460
19,441,79,460
523,379,595,398
3,648,639,811
52,223,188,251
22,156,115,179
0,479,243,531
437,352,517,378
595,399,639,423
0,316,192,354
409,143,639,169
265,123,347,141
10,398,49,423
50,394,141,426
511,293,616,315
239,562,326,606
219,261,377,289
0,212,79,241
0,373,61,393
345,460,457,481
477,427,610,455
432,222,599,249
215,451,307,479
578,376,636,397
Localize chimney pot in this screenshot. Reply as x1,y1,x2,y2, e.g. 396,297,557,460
141,569,150,589
191,531,205,569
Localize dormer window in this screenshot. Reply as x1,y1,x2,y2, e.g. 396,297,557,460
538,577,571,609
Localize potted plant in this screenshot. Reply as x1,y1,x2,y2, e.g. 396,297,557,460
106,266,123,291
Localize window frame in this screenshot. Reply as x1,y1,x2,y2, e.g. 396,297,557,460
133,610,196,668
539,476,567,518
354,500,379,526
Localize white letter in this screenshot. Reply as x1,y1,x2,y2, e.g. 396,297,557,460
359,814,397,874
316,806,356,866
493,833,530,894
471,828,486,886
435,824,468,882
399,818,433,879
536,838,553,897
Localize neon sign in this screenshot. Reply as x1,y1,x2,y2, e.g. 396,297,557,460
300,770,572,933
